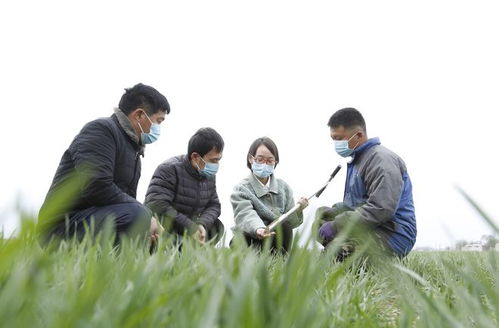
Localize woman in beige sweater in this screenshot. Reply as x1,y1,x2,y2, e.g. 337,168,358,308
230,137,308,253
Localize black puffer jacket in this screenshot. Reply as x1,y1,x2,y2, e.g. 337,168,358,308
38,114,142,232
145,155,221,235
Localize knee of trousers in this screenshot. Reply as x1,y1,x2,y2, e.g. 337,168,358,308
118,203,152,233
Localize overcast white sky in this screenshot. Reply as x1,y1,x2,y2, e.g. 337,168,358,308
1,0,498,248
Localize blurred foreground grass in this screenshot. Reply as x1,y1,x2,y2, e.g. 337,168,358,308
1,187,497,327
0,219,497,328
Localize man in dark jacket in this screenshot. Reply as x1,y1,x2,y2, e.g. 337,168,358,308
316,108,417,259
145,127,225,246
38,83,170,244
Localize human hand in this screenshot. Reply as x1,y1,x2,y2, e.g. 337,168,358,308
150,216,164,246
193,224,207,245
318,221,337,246
255,227,275,239
315,206,336,223
315,202,351,223
334,210,363,231
297,197,309,210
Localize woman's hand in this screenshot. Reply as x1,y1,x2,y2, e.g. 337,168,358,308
255,227,276,239
297,197,309,210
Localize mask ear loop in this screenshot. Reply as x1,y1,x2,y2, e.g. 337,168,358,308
137,121,145,134
143,111,154,125
194,154,204,171
136,109,149,135
352,139,361,150
348,131,361,150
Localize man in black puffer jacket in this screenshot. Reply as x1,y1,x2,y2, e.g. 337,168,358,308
145,128,225,246
38,83,170,245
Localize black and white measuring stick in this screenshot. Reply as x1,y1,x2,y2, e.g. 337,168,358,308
267,165,342,231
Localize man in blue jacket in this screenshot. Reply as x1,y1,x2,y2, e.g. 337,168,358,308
38,83,169,245
316,108,416,258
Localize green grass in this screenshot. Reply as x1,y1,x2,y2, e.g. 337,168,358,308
0,221,497,328
1,188,497,327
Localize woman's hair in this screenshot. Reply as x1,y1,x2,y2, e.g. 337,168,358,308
246,137,279,169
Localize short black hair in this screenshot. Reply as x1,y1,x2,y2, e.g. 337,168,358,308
246,137,279,169
118,83,170,115
327,107,366,131
188,127,224,158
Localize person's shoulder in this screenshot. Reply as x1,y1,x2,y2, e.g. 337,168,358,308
79,116,116,135
371,145,402,160
232,175,252,192
83,116,114,128
149,156,184,181
165,154,185,165
157,155,185,170
71,117,117,146
275,178,294,197
274,177,291,189
369,145,407,169
237,175,252,187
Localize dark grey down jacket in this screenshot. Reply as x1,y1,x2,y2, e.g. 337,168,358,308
145,155,221,235
38,112,143,234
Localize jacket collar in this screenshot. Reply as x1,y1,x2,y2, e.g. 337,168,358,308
248,173,279,198
351,137,380,161
182,154,205,180
113,108,145,155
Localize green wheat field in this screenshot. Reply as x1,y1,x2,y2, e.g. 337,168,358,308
0,190,497,328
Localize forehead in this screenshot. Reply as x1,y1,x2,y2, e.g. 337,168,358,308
204,147,223,159
330,126,349,139
150,111,166,121
255,144,274,157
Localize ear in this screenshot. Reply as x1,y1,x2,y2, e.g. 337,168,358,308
190,152,200,161
130,108,145,120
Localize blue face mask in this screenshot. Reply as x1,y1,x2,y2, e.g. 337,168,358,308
138,112,161,144
252,162,274,178
199,157,219,177
334,132,359,158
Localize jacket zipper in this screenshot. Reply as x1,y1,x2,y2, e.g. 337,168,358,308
194,179,201,219
129,151,140,193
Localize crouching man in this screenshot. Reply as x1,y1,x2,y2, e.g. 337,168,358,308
145,128,225,246
317,108,416,260
38,83,169,246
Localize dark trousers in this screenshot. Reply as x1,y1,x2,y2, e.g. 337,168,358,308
48,203,152,242
232,221,294,254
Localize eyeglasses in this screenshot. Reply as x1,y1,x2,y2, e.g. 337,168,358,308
251,155,277,165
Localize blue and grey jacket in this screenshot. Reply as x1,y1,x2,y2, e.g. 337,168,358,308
344,137,416,257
